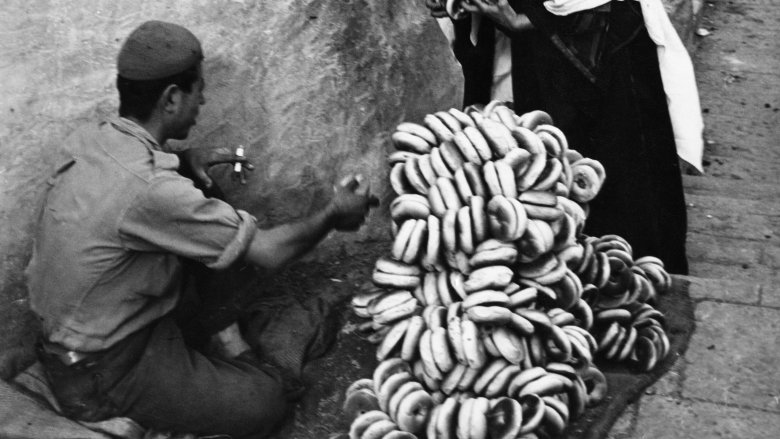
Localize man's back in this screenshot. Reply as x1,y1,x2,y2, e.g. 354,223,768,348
26,119,184,352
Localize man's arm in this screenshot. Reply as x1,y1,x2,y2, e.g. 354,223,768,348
244,175,378,270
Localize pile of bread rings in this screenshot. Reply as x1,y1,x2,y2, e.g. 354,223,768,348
343,102,673,439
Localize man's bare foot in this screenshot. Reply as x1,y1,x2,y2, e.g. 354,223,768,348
209,322,251,359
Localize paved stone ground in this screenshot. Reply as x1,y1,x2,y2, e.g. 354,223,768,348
609,0,780,437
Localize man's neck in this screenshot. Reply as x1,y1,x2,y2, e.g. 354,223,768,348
124,115,167,145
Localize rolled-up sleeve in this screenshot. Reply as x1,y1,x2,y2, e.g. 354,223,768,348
119,176,257,270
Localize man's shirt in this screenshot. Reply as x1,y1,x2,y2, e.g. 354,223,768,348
25,117,257,352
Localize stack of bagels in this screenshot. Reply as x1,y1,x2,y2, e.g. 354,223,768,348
344,101,674,439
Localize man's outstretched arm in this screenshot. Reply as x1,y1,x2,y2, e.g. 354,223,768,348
244,175,378,270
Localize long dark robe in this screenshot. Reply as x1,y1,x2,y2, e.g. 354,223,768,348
451,1,689,274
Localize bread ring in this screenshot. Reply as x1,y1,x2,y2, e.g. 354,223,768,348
448,271,468,301
465,265,514,292
560,155,574,189
489,104,518,129
440,139,466,173
422,272,441,307
430,146,454,179
573,157,606,182
566,149,584,163
519,190,557,207
516,110,554,131
390,194,430,223
469,244,518,268
500,147,531,174
516,153,547,192
401,218,428,264
518,394,545,435
348,410,389,439
466,305,512,325
422,215,444,272
396,389,433,434
495,160,518,199
511,126,545,155
582,365,607,406
462,290,511,309
441,209,459,254
372,268,420,289
482,99,509,117
571,163,602,203
396,121,437,145
427,183,447,218
469,195,488,244
436,176,462,211
541,400,566,436
403,155,429,195
487,195,518,242
453,130,482,165
389,380,426,423
552,213,577,251
436,271,455,306
424,113,455,143
518,219,555,262
453,167,475,204
530,157,563,192
387,150,420,166
373,358,413,395
522,200,564,222
457,206,475,255
486,397,523,439
375,256,422,277
482,161,504,198
435,110,463,134
507,197,529,240
448,107,477,128
389,162,413,195
392,219,417,260
478,117,518,158
463,162,488,198
416,153,437,187
463,126,493,162
534,125,568,158
392,131,433,154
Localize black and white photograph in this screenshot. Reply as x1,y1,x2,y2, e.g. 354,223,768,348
0,1,777,438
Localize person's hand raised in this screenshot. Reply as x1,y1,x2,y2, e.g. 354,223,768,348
461,0,531,34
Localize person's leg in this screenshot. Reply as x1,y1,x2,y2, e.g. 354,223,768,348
173,257,260,350
108,317,291,438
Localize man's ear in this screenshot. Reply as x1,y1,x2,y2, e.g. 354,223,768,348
160,84,182,114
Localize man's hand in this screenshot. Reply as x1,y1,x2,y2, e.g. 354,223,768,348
329,174,380,231
179,147,254,188
425,0,449,18
461,0,532,34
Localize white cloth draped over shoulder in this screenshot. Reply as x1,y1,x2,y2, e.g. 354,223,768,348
436,0,705,172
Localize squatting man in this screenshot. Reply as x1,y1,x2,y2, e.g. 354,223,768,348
25,20,378,438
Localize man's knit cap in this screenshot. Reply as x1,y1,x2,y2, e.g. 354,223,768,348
117,20,203,80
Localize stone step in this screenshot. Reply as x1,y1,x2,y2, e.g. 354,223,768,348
675,274,761,304
683,174,779,200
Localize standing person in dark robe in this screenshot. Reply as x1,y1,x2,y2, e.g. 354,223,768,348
429,0,704,274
